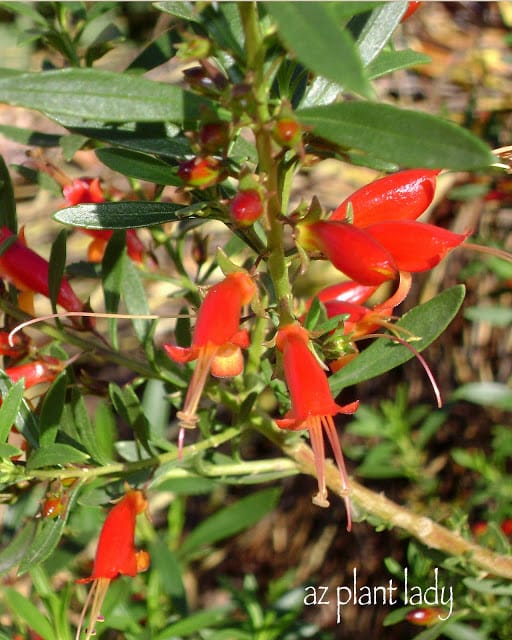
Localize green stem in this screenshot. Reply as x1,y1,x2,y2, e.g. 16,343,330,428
24,426,241,482
239,1,294,327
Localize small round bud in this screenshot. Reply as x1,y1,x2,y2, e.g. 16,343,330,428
230,189,263,226
199,122,230,153
272,117,302,148
178,156,224,189
406,607,446,626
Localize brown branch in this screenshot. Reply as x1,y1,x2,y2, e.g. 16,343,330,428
285,440,512,580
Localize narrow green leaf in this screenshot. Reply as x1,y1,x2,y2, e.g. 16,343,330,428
356,1,407,65
3,588,54,639
0,375,39,447
179,487,280,557
39,373,67,446
26,443,89,470
0,520,37,576
0,154,17,232
464,305,512,327
298,102,495,170
155,606,235,638
92,400,116,463
54,201,203,229
102,230,126,347
154,1,201,22
0,379,24,442
366,49,431,80
0,68,208,123
48,228,68,315
452,383,512,411
265,2,373,98
330,286,466,395
149,538,188,615
71,389,109,463
109,382,152,454
0,124,61,147
95,148,181,186
127,30,182,73
18,481,82,574
58,121,191,158
122,256,154,344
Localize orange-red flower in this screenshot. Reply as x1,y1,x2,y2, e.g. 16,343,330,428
164,271,256,453
275,323,358,529
0,226,84,317
296,169,467,285
75,489,150,640
330,169,440,225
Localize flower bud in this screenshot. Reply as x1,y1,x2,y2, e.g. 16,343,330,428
272,116,302,148
178,156,224,189
230,189,264,226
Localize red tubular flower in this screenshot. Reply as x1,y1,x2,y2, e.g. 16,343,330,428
297,220,398,285
366,221,469,273
5,357,65,389
330,169,440,226
275,324,358,529
0,227,84,316
164,271,256,453
75,489,150,640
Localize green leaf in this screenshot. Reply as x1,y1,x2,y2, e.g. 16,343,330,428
149,538,188,615
0,154,17,232
109,382,153,454
71,389,111,463
92,400,116,463
0,379,24,442
0,375,39,447
265,2,373,98
3,588,54,639
452,382,512,411
155,606,235,638
18,480,82,574
26,443,89,470
0,67,208,123
39,373,67,446
95,147,181,186
54,201,203,229
122,256,154,344
0,123,61,147
57,121,191,158
464,305,512,327
48,228,68,315
102,230,126,346
154,1,201,22
330,286,466,395
0,520,37,576
356,1,407,65
366,49,431,80
297,102,495,170
179,487,280,557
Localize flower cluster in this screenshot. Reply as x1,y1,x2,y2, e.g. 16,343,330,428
165,168,469,527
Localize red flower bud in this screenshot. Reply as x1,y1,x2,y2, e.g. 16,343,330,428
230,189,264,226
330,169,440,226
297,220,398,285
199,122,230,153
272,117,302,148
406,607,446,626
178,156,224,189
